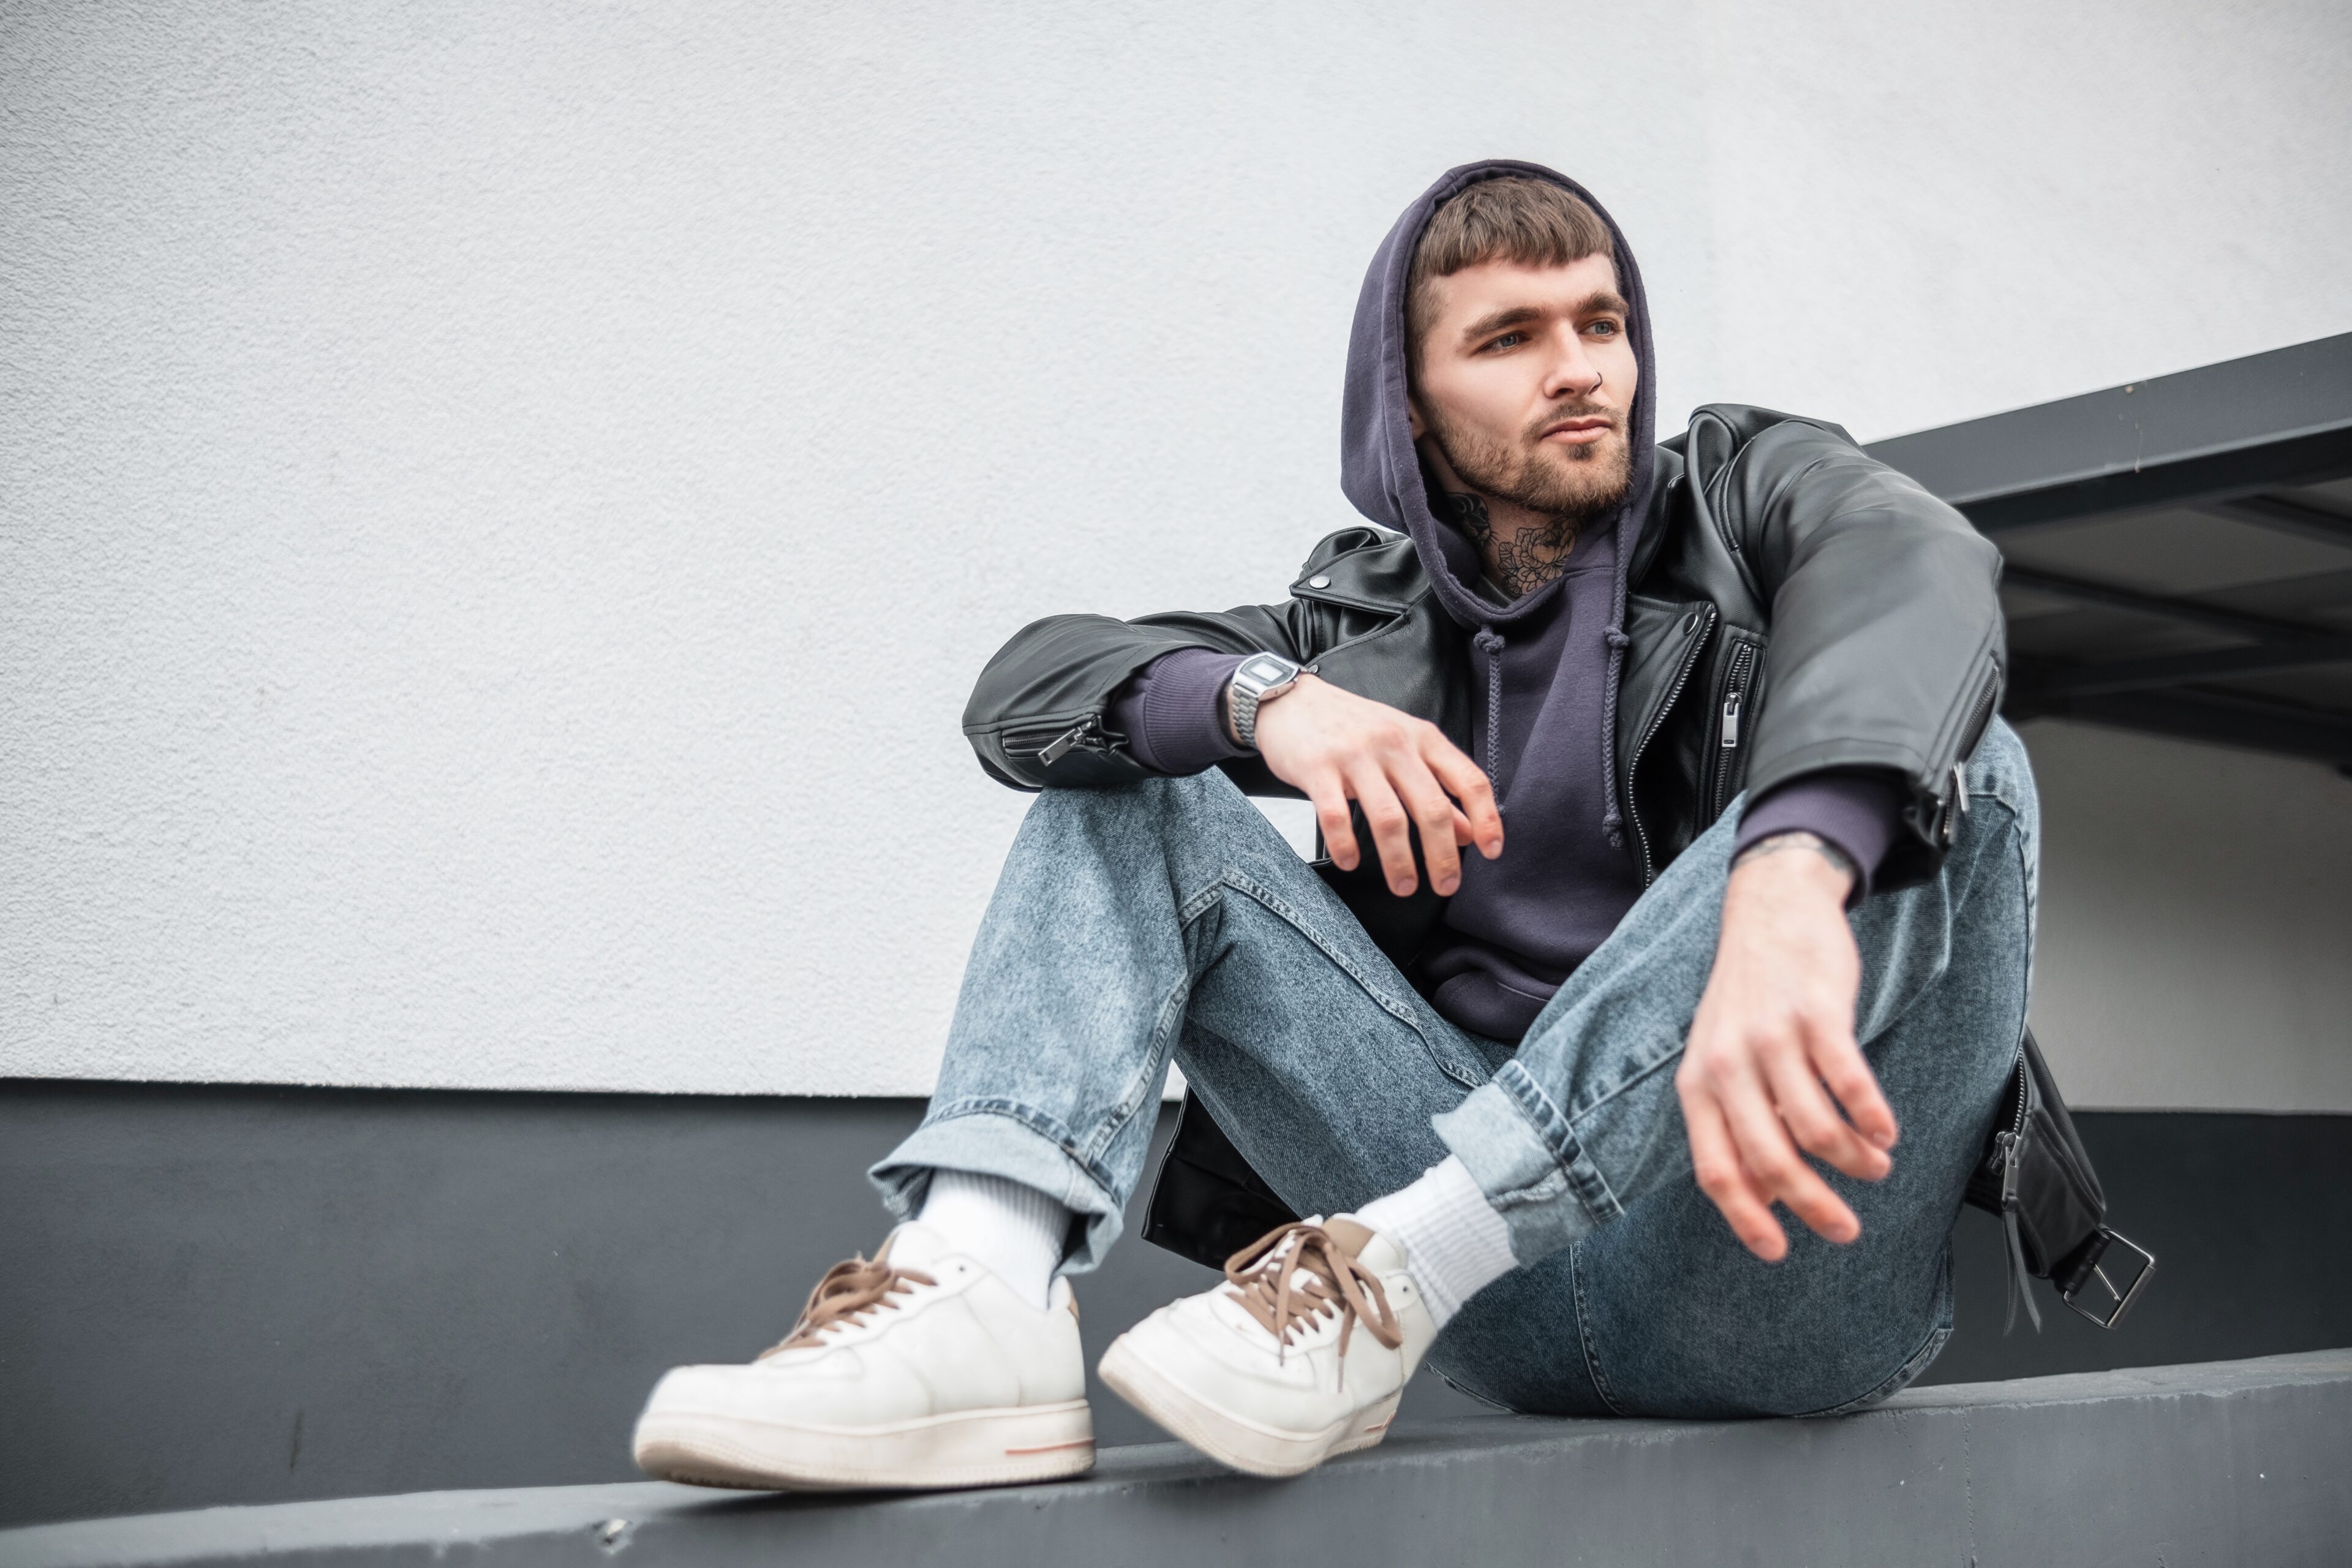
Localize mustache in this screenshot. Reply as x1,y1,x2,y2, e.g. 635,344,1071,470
1523,401,1623,441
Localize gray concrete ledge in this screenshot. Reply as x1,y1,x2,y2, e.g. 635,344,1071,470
13,1084,2347,1526
9,1352,2348,1568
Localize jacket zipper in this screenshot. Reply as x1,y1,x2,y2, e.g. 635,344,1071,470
1988,1047,2029,1192
1958,665,2001,758
1004,715,1108,764
1709,641,1758,821
1940,666,2002,843
1988,1041,2039,1329
1629,607,1719,886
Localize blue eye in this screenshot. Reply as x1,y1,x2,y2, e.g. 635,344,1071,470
1488,331,1526,350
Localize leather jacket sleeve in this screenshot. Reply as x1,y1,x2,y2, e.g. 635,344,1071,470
960,527,1399,794
1710,414,2007,889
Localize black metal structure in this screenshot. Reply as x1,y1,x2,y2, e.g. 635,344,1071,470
1866,333,2352,768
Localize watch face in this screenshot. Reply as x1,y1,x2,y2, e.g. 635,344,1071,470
1242,656,1292,684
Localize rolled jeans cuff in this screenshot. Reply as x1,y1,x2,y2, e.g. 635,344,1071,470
867,1100,1127,1276
1431,1061,1624,1264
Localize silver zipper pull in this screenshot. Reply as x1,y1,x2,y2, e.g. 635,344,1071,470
1953,761,1970,815
1039,722,1091,763
1720,692,1742,748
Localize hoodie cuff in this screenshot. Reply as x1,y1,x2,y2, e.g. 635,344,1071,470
1733,769,1905,905
1107,649,1250,776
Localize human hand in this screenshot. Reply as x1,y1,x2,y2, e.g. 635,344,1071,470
1245,673,1503,897
1675,834,1899,1262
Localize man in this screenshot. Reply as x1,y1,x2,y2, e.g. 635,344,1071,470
632,160,2030,1488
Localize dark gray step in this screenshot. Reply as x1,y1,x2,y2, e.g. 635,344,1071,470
9,1351,2348,1568
12,1084,2352,1528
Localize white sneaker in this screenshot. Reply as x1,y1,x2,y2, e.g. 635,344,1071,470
1097,1216,1436,1478
631,1221,1093,1490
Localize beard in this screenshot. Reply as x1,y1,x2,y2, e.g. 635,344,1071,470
1425,398,1633,524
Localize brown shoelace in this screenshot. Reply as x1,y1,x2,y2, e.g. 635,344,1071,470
760,1248,937,1359
1222,1221,1402,1377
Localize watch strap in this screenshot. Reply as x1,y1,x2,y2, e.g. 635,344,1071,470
1228,654,1303,751
1231,680,1266,750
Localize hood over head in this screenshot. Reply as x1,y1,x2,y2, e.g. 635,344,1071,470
1338,160,1660,842
1340,159,1657,628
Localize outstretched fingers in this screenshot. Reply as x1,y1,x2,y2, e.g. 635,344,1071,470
1250,679,1499,898
1761,1043,1891,1184
1723,1065,1861,1246
1344,761,1422,896
1683,1032,1867,1257
1810,1023,1900,1154
1303,769,1360,872
1683,1089,1787,1262
1420,729,1503,860
1387,758,1471,895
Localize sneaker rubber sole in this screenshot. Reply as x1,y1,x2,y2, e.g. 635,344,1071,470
632,1399,1095,1491
1097,1335,1398,1479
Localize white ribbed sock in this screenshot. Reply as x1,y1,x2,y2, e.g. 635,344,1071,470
914,1169,1071,1311
1354,1155,1518,1329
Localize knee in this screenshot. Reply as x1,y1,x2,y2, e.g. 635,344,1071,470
1030,769,1202,821
1022,770,1256,853
1931,717,2037,902
1966,717,2038,832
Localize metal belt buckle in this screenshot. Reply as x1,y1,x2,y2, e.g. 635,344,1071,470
2062,1229,2157,1329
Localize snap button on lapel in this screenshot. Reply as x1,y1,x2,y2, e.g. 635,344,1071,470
1308,575,1332,589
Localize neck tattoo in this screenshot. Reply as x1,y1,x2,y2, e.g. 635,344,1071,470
1439,491,1578,598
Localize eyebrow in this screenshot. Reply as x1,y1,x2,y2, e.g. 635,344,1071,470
1458,291,1632,344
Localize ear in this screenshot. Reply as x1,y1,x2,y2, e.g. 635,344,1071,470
1407,394,1427,441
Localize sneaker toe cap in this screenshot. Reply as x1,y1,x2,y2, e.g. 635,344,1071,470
641,1355,865,1423
1119,1298,1318,1396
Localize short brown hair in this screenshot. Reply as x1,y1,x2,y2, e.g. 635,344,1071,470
1408,176,1614,360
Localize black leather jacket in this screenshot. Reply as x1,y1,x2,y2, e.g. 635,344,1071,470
962,405,2005,975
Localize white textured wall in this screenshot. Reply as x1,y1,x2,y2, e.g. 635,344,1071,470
2024,723,2352,1111
5,1,2350,1102
1691,0,2352,434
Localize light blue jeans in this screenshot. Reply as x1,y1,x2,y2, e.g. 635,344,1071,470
872,720,2037,1419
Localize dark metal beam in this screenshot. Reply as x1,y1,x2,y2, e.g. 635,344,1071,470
2013,685,2352,766
2020,635,2352,699
1957,429,2352,535
1864,332,2352,533
1999,564,2317,644
2198,493,2352,549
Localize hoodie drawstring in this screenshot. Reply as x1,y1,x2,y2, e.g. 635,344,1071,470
1598,624,1632,848
1472,627,1506,788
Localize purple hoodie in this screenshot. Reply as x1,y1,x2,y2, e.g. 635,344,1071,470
1114,162,1897,1042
